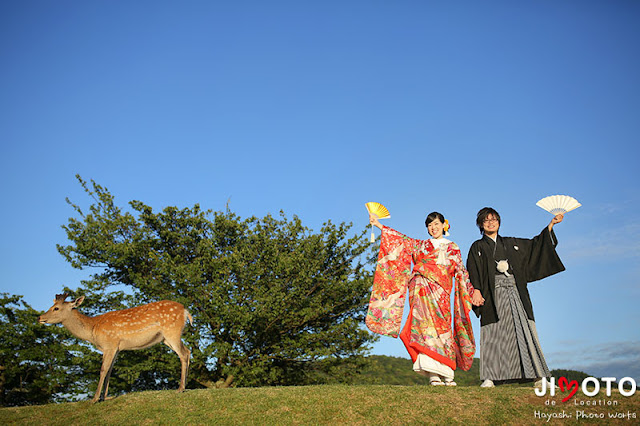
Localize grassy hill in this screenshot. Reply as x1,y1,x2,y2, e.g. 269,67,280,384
355,356,592,388
355,355,480,386
2,385,638,425
3,356,638,424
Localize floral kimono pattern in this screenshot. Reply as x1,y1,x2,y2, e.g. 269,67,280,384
366,226,476,371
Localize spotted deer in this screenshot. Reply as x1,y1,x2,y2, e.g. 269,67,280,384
38,293,192,403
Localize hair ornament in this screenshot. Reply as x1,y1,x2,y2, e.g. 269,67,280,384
444,219,450,236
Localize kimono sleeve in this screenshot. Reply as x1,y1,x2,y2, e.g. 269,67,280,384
450,243,476,370
524,228,565,283
450,243,475,297
365,226,414,337
466,241,486,318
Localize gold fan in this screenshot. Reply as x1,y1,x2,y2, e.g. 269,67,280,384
365,202,390,242
365,202,391,219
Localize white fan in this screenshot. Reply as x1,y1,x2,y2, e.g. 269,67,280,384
536,195,581,215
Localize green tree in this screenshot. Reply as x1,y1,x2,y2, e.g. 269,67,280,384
56,175,378,390
0,293,92,406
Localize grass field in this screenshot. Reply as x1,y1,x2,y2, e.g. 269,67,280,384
1,384,638,425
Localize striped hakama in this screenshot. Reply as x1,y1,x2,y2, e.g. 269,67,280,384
480,275,550,381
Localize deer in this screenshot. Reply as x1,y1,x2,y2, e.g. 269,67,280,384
38,293,192,403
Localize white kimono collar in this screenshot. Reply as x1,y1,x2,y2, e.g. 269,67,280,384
430,237,451,265
430,237,450,247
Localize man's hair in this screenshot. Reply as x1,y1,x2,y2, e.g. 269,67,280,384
476,207,501,234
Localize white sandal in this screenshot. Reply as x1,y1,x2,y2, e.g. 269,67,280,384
429,375,445,386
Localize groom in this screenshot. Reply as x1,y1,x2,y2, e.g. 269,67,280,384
466,207,565,388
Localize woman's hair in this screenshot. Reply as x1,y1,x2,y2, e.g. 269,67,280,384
425,211,445,228
476,207,501,234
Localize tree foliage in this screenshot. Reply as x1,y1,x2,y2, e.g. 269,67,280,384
53,175,378,392
550,369,592,385
0,293,93,406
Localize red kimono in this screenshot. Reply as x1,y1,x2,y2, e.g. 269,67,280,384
366,226,476,372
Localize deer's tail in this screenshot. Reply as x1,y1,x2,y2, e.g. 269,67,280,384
184,309,193,326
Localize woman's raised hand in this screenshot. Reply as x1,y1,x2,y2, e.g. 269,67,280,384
369,213,382,230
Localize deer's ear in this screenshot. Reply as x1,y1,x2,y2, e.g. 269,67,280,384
72,296,85,308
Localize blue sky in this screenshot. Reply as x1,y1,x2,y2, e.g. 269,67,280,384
1,1,639,383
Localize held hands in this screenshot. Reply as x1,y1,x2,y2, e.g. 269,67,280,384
471,290,485,307
369,213,382,230
547,213,564,232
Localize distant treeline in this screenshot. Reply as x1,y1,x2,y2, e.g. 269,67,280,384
355,355,480,387
358,356,593,388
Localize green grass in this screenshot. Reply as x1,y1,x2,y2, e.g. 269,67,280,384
2,385,638,425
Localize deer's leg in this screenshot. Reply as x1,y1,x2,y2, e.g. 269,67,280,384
92,348,118,403
103,351,119,400
164,338,191,392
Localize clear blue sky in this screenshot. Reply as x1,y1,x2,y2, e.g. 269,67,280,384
1,1,639,382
